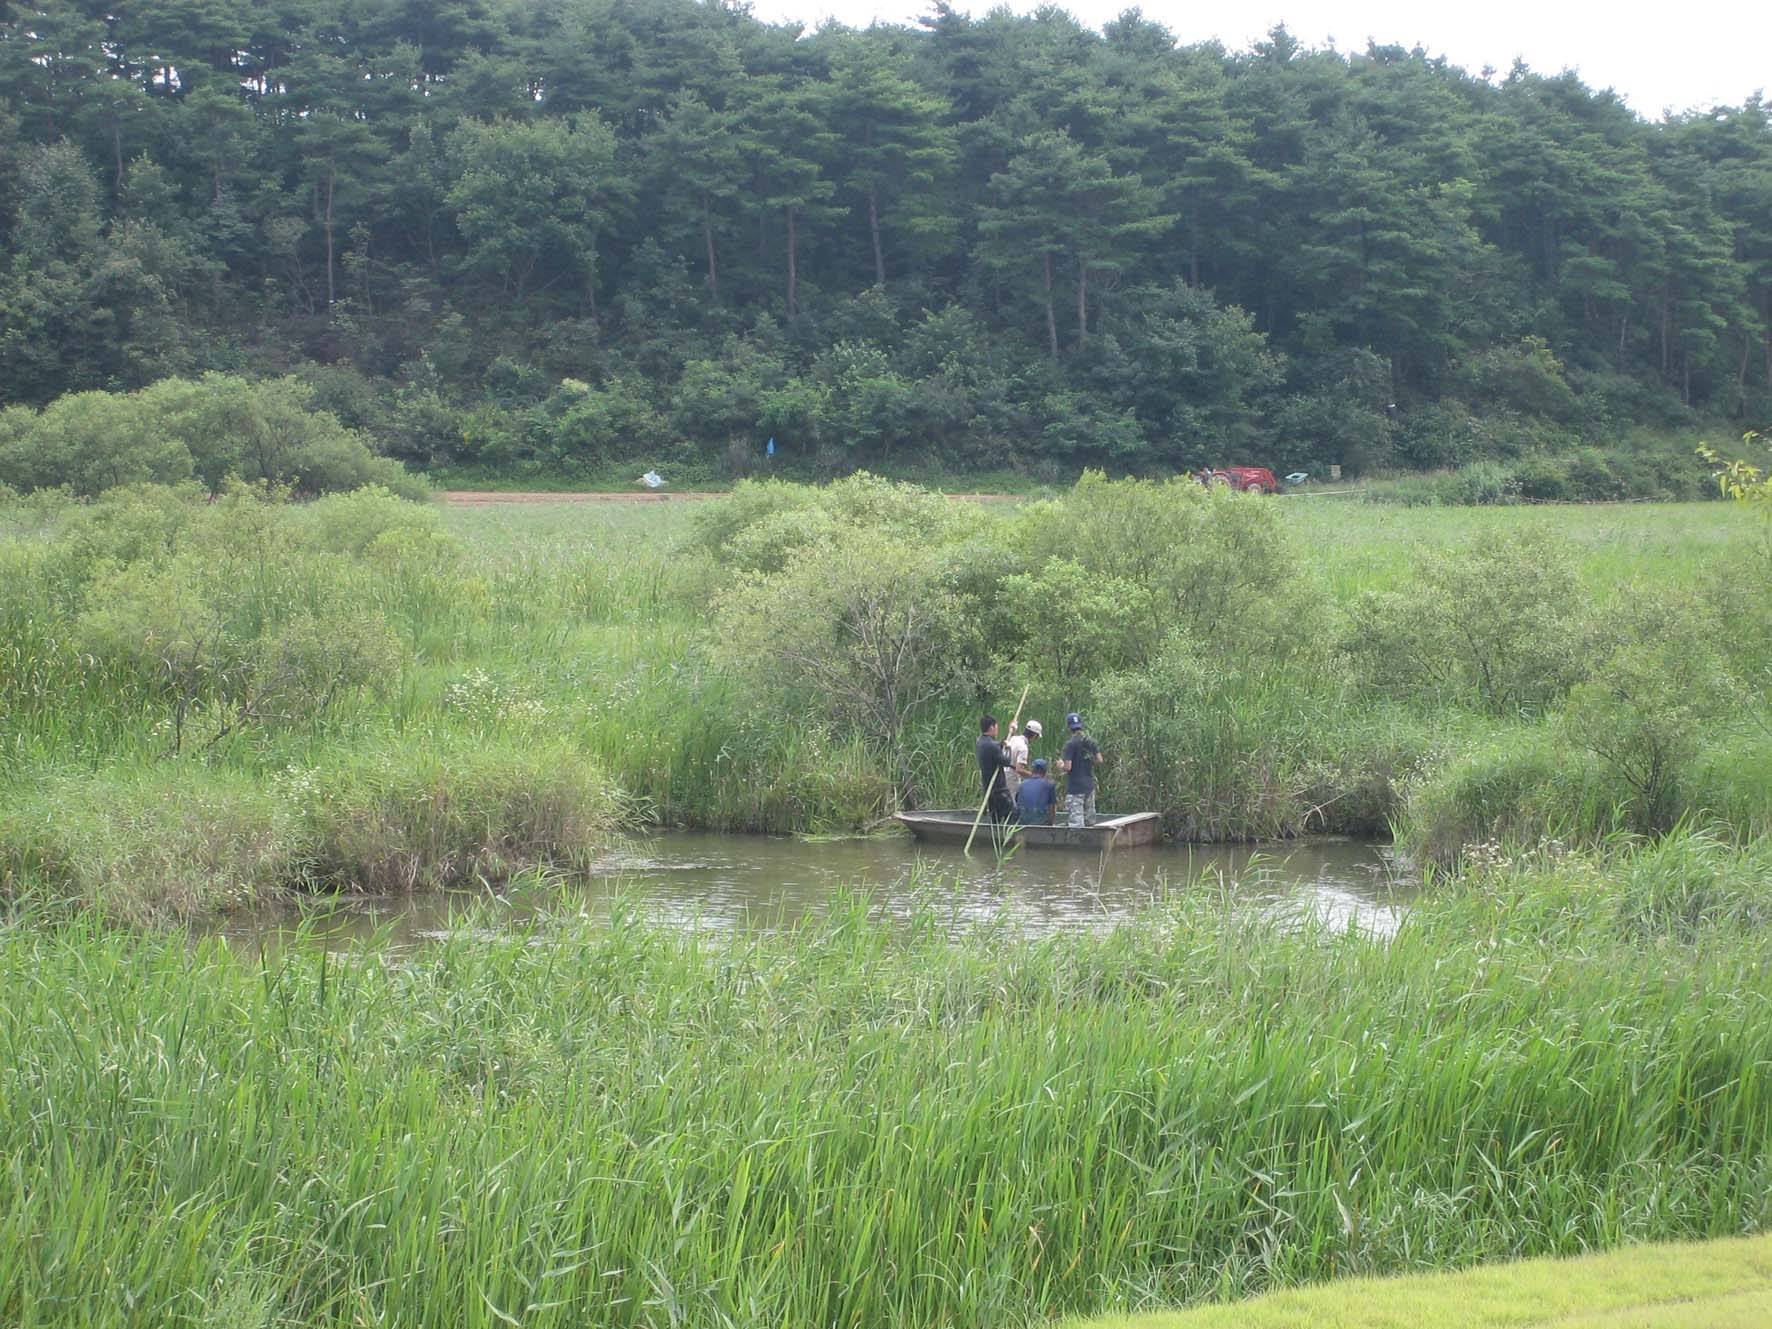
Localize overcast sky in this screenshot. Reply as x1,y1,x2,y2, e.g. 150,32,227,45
742,1,1769,119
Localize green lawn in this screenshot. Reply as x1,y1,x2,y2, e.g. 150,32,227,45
1070,1234,1772,1329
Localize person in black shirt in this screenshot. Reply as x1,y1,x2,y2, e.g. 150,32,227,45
976,713,1016,823
1058,711,1106,827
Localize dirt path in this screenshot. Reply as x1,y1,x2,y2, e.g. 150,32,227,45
445,489,1021,505
444,490,722,504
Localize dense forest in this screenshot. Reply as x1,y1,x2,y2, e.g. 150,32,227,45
1,0,1768,480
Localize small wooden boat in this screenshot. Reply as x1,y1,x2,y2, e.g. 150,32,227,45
893,810,1162,850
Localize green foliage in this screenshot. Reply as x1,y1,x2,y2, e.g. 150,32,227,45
1399,728,1627,867
0,767,300,924
1007,472,1312,667
696,470,966,574
0,141,196,402
298,483,444,555
1346,529,1594,714
998,558,1151,695
0,375,427,499
1563,595,1737,832
1459,337,1581,420
1612,826,1772,942
445,116,618,303
716,531,981,775
1093,645,1309,841
5,481,1770,924
296,735,634,891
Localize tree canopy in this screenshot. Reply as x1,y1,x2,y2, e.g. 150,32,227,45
1,0,1767,477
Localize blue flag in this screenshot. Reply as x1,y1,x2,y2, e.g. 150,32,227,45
766,437,776,458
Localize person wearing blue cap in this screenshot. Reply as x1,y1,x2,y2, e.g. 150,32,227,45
1057,712,1105,827
1014,757,1058,825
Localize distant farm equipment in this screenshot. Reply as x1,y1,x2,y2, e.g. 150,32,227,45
1199,465,1281,494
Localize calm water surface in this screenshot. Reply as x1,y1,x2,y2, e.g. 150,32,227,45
214,831,1412,949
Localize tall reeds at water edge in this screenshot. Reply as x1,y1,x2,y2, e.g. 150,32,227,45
5,838,1771,1327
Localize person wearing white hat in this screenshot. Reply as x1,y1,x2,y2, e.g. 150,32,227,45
1003,718,1042,802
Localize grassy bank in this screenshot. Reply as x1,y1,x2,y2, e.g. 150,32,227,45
3,479,1769,921
4,832,1771,1327
1067,1233,1772,1328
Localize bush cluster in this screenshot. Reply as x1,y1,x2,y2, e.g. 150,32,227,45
1367,432,1717,506
703,474,1771,853
0,484,638,921
0,374,428,500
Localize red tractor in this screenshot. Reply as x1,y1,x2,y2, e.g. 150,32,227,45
1209,466,1279,494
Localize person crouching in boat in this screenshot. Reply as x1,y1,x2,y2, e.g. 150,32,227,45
976,713,1018,823
1015,758,1058,825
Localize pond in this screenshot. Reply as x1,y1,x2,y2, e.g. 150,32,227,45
213,831,1413,949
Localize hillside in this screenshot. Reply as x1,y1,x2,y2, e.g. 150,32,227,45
1,1,1767,482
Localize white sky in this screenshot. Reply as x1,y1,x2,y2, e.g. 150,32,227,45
745,1,1770,119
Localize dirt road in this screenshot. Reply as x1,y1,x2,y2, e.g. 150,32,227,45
445,489,1019,505
444,490,721,504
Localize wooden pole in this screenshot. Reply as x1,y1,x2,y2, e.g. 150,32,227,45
964,683,1030,857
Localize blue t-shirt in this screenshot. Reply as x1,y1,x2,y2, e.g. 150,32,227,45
1015,777,1057,824
1062,734,1100,795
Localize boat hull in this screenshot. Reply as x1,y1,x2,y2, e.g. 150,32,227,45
893,810,1161,850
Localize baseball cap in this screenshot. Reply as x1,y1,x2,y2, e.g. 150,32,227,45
1032,758,1048,773
1066,712,1083,730
1025,719,1043,737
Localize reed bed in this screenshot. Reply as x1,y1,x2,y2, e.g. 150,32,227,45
3,837,1770,1328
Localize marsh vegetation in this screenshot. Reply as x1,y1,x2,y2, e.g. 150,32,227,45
5,833,1772,1326
4,472,1771,1325
3,474,1770,921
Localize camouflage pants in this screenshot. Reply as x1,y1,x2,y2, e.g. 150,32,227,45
1065,790,1096,828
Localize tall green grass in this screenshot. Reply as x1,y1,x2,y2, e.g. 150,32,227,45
4,833,1771,1326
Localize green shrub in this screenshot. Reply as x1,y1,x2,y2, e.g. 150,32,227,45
0,768,301,924
714,530,982,778
298,484,445,556
1344,528,1596,715
1562,593,1737,832
1512,453,1571,501
1566,446,1623,500
1093,646,1318,840
1443,458,1518,504
18,486,414,750
296,737,637,891
1460,337,1580,420
539,376,667,465
997,557,1153,694
1399,727,1629,866
0,376,428,500
1007,471,1320,669
1512,448,1626,503
693,472,964,574
0,388,195,494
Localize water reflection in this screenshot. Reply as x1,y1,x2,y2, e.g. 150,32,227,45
213,831,1412,951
